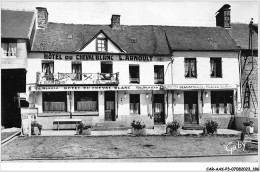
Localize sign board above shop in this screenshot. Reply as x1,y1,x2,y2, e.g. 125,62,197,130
33,85,162,92
43,53,170,62
164,84,238,90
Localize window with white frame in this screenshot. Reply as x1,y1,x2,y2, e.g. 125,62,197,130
184,58,197,78
210,58,222,78
96,38,107,52
1,42,17,57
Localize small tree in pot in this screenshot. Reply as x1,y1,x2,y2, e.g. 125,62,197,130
243,121,254,135
76,122,92,135
166,121,180,135
131,120,146,136
31,121,42,135
204,120,218,135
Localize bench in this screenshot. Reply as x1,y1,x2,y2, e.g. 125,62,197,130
53,119,82,130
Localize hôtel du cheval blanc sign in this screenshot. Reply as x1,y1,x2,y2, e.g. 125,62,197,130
43,53,168,62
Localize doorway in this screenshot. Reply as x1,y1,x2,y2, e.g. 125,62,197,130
104,91,115,121
153,94,165,124
184,91,198,124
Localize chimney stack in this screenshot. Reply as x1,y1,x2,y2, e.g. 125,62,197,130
215,4,231,28
36,7,48,29
111,15,121,30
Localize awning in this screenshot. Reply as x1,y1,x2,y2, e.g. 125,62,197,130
164,84,238,90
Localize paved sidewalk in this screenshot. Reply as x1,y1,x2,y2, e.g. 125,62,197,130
39,128,243,136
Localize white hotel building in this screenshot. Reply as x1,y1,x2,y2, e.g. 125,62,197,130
26,7,241,130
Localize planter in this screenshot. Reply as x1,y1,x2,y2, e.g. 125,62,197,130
32,127,40,135
246,126,254,134
132,128,146,136
82,128,91,135
166,127,171,134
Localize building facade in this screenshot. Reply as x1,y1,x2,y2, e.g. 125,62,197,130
1,9,36,127
26,7,241,130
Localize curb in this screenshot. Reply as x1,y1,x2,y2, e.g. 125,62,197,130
1,131,21,145
2,153,258,161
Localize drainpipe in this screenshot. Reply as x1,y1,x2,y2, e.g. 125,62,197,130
69,91,72,119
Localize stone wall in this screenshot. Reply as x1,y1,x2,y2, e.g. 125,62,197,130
240,52,258,116
200,114,235,129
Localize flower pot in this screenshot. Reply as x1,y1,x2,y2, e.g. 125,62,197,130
33,127,40,135
82,128,91,135
166,127,171,134
246,126,251,134
248,126,254,134
133,128,146,136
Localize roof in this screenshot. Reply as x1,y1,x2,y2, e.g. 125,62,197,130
32,22,239,54
1,9,35,39
227,23,258,50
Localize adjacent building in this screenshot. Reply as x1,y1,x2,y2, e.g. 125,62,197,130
24,7,241,130
1,9,36,127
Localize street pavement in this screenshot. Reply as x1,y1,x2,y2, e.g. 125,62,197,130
2,155,258,162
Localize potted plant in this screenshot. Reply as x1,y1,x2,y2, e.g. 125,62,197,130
204,120,218,135
166,121,180,135
243,121,254,134
131,120,146,136
76,122,92,135
31,121,42,135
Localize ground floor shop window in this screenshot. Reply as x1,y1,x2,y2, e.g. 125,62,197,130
130,94,140,114
211,91,233,114
74,91,98,111
43,92,67,112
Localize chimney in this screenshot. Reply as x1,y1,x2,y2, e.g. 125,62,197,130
36,7,48,29
215,4,231,28
111,15,121,30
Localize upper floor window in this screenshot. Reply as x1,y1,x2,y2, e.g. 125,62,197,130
72,61,82,80
42,61,54,74
96,38,107,52
154,65,164,84
1,42,17,57
129,65,139,84
210,58,222,78
184,58,197,78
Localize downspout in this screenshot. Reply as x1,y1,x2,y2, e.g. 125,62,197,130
238,49,242,111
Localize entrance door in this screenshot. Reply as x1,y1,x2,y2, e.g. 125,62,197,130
105,91,115,121
153,94,165,124
184,91,198,124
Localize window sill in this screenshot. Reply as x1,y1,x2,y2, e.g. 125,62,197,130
210,77,222,78
130,113,140,115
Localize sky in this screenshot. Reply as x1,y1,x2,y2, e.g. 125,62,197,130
1,1,259,27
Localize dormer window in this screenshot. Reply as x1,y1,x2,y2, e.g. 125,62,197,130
96,38,107,52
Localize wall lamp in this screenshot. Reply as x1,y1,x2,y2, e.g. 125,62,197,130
146,93,149,99
124,92,127,99
205,92,208,98
100,92,103,98
177,93,180,98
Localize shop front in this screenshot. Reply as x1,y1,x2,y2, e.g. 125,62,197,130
164,84,238,128
29,85,164,129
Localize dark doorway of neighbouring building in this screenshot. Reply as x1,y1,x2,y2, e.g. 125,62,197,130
184,91,198,124
1,69,26,128
105,91,115,121
153,94,165,125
